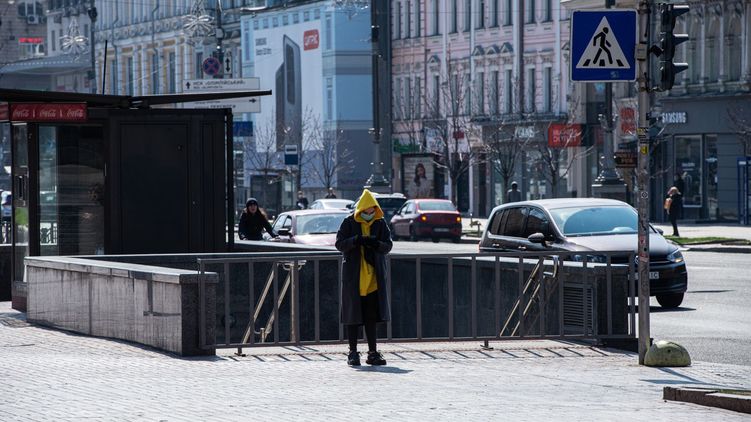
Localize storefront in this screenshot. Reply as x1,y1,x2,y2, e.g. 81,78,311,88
658,95,750,222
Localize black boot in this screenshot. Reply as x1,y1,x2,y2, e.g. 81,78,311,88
347,350,361,366
366,351,386,366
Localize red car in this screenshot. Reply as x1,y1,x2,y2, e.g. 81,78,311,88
390,199,462,242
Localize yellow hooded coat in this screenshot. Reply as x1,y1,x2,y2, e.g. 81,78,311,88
353,189,385,296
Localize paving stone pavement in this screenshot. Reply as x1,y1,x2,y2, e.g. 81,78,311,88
1,302,750,421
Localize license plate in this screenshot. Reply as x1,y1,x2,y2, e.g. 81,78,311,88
635,271,660,280
434,228,450,232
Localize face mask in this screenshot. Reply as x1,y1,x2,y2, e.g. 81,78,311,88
361,212,375,221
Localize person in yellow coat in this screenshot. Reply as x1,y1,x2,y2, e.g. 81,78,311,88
335,189,393,366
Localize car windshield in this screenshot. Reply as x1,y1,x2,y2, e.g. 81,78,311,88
418,201,455,211
297,214,348,235
549,206,638,236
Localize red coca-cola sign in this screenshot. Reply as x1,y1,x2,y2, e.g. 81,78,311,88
0,103,9,121
10,103,88,122
548,123,582,148
303,29,319,50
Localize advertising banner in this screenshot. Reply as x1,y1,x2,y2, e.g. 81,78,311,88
402,154,436,199
243,7,323,152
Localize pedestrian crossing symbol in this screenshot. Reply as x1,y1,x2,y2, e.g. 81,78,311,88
571,10,637,82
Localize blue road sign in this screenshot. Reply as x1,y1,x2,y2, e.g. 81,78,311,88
571,10,637,82
202,57,221,76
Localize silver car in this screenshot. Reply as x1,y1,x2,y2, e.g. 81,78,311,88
479,198,688,308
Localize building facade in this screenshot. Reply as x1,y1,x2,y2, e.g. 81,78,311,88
391,0,581,217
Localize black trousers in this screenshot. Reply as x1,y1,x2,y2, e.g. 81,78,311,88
669,213,679,236
347,292,380,352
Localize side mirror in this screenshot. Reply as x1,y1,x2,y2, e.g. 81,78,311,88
655,227,664,235
527,232,547,246
278,228,292,236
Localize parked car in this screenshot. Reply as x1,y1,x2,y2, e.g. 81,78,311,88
390,199,462,242
265,209,350,246
309,198,354,210
478,198,688,308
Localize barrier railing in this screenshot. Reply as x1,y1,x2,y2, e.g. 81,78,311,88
197,250,636,355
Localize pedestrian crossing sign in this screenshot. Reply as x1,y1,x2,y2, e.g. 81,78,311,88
571,10,637,82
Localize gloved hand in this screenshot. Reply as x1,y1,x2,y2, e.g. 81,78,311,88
353,234,363,246
362,235,379,248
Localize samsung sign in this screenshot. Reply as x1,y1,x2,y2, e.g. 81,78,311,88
661,112,687,124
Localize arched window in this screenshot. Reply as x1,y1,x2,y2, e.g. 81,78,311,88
726,17,742,81
706,20,720,82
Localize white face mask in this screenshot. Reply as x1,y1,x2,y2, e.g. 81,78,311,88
361,212,375,221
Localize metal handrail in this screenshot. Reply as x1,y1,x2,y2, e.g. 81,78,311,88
197,250,636,355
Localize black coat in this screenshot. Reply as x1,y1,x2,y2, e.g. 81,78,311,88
335,216,393,325
667,193,683,220
238,211,274,240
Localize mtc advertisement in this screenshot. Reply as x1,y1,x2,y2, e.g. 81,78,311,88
402,154,436,199
242,5,323,152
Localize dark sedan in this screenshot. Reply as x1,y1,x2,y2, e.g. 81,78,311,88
479,198,688,308
390,199,462,242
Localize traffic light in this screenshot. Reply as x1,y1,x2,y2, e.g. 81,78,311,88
658,3,690,91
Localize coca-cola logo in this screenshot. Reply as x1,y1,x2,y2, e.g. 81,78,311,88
303,29,319,50
12,107,32,119
10,103,87,122
38,107,61,119
65,107,86,119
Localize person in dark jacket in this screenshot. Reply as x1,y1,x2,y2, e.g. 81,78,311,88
238,198,277,241
335,189,393,366
506,181,522,203
665,186,683,237
325,187,337,199
296,191,309,210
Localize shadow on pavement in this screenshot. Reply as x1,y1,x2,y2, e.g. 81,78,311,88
352,365,413,374
644,306,697,313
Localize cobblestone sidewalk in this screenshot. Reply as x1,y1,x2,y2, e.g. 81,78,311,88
1,302,750,421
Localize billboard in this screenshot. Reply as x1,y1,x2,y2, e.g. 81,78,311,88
402,154,436,199
242,6,323,152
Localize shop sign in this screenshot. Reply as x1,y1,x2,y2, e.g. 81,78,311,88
548,123,582,148
661,111,687,124
620,107,636,134
0,102,8,121
303,30,319,50
614,151,637,168
515,126,536,139
19,37,44,44
10,103,88,122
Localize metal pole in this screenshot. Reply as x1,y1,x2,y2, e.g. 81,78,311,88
364,0,390,191
636,0,652,365
215,0,224,79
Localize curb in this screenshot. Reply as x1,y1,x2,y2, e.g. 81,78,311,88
684,245,751,254
664,387,751,414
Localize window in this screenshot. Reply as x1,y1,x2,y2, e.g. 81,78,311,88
405,77,412,118
491,0,499,27
168,52,176,93
415,76,422,118
543,0,551,22
504,69,513,113
110,57,119,95
127,56,134,95
432,74,440,115
490,70,499,114
464,0,471,32
523,207,550,238
502,207,527,237
415,0,421,36
526,67,535,112
542,67,552,112
478,0,486,29
195,52,203,79
525,0,535,24
396,2,402,39
476,72,485,115
450,0,458,33
51,30,56,52
325,13,332,49
674,136,702,207
489,209,508,235
326,78,333,119
504,0,513,25
464,73,471,114
432,0,440,35
151,54,159,94
395,78,403,119
406,1,412,37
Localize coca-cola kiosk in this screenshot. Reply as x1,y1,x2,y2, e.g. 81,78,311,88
0,88,268,310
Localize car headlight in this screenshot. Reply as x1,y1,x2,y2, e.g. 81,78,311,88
572,254,607,263
667,249,684,263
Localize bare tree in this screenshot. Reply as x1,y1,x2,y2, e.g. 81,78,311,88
306,114,355,190
728,106,751,156
422,59,483,204
533,123,593,198
246,118,282,207
484,124,528,202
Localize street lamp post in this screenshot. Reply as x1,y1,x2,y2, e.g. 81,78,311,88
364,0,390,192
214,0,225,79
87,1,98,93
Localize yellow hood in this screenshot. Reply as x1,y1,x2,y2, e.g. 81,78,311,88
354,189,384,223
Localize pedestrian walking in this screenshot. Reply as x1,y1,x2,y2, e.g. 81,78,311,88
296,191,309,210
238,198,278,241
664,187,683,237
335,189,393,366
325,188,337,199
506,181,522,203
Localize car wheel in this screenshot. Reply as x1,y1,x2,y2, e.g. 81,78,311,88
656,293,684,309
432,237,440,243
451,237,461,243
409,226,418,242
